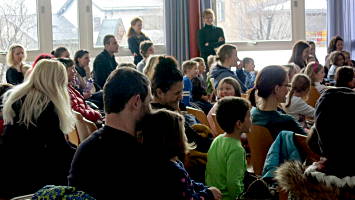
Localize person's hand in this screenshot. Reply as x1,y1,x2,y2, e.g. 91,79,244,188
218,37,224,42
205,42,209,46
208,187,222,200
83,91,92,99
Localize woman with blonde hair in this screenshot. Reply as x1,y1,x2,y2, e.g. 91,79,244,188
127,17,150,65
143,55,162,80
5,44,27,85
0,59,76,198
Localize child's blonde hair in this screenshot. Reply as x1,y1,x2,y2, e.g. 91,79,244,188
182,60,198,74
202,9,215,18
304,61,324,86
329,51,345,66
285,73,311,108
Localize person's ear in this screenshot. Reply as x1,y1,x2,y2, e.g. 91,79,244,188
128,94,141,110
235,120,242,129
156,88,164,98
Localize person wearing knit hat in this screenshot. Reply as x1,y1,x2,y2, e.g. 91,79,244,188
275,87,355,200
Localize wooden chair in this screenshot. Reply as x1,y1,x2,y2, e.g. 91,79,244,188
10,194,33,200
186,106,210,127
211,113,225,136
72,111,98,143
66,129,80,146
306,86,321,107
246,125,274,175
294,133,320,164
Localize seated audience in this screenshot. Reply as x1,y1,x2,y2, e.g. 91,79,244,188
182,60,199,107
249,65,306,139
74,50,93,92
93,34,119,89
191,76,213,115
205,97,251,200
283,74,314,128
242,57,256,89
142,109,222,200
288,40,310,70
57,58,102,123
51,46,70,58
207,77,241,137
276,87,355,199
304,62,327,94
327,51,345,82
143,55,161,80
6,44,26,85
335,66,355,89
307,41,319,63
210,44,247,92
137,40,154,72
68,67,151,199
0,59,76,198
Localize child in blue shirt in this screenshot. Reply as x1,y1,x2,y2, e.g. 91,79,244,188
182,60,199,107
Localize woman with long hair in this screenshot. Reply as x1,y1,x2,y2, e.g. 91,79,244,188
5,44,27,85
1,59,76,198
289,40,310,70
127,17,150,65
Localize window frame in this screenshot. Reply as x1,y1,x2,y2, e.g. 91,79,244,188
212,0,306,51
0,0,166,63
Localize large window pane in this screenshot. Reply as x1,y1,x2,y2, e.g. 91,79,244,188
0,0,38,52
305,0,327,64
51,0,79,56
92,0,165,47
216,0,292,42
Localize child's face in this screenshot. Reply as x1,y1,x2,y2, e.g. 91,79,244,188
240,110,252,133
335,55,345,66
186,65,199,78
336,40,344,51
198,61,206,75
244,61,255,72
147,46,155,56
217,83,235,98
315,67,325,82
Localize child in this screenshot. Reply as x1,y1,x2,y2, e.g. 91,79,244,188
182,60,200,107
142,109,222,200
242,57,256,89
207,77,241,137
283,74,315,127
335,66,355,89
137,40,154,72
327,51,345,82
192,57,207,83
341,50,353,67
304,62,327,94
205,97,251,200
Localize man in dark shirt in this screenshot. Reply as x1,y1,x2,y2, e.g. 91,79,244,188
68,67,151,199
93,34,119,89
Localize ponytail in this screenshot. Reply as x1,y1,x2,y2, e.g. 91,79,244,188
285,89,294,108
248,87,257,107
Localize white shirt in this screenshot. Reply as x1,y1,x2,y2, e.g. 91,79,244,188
283,96,315,121
314,82,327,94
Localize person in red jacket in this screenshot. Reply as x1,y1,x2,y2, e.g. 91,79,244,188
57,58,102,123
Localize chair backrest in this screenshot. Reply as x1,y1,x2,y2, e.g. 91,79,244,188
66,129,80,146
211,113,225,136
186,106,210,127
10,194,33,200
306,86,320,107
246,125,274,175
294,133,320,164
73,111,98,143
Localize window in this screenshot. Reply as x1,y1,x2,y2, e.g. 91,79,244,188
0,0,38,52
92,0,165,47
305,0,327,64
216,0,292,42
51,0,79,56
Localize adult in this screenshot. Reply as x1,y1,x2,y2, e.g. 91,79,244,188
51,46,70,58
249,65,306,139
288,40,310,70
136,40,154,72
57,58,102,123
210,44,247,92
93,34,119,89
335,66,355,89
198,9,225,64
0,59,76,198
127,17,150,65
5,44,26,85
68,67,151,199
276,88,355,199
